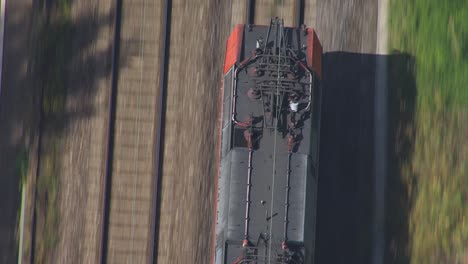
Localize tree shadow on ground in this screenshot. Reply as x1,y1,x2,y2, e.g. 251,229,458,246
314,51,416,264
0,1,38,262
0,0,131,262
30,0,134,262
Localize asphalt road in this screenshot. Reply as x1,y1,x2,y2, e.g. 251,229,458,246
0,0,5,96
0,0,34,263
314,0,381,263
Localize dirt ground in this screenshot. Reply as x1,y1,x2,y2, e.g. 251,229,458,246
57,0,114,262
255,0,295,26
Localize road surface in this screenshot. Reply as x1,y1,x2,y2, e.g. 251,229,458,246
0,0,34,263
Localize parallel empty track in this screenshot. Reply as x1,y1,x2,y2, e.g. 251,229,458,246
100,0,165,263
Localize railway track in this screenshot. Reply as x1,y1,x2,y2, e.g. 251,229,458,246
246,0,311,28
100,0,170,263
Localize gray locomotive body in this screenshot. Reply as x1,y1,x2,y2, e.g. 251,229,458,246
214,18,323,264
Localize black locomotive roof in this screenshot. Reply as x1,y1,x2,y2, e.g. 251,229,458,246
216,18,319,264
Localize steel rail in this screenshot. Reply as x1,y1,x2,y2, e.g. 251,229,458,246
295,0,304,28
150,0,171,263
0,0,6,98
99,0,123,262
247,0,255,25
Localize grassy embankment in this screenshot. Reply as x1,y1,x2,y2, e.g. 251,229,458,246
387,0,468,263
33,0,71,262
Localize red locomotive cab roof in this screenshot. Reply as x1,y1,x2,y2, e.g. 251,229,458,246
224,24,244,74
223,24,322,79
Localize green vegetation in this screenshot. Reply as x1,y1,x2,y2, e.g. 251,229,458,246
16,146,29,188
33,0,72,262
388,0,468,262
390,0,468,109
16,145,29,262
35,143,61,264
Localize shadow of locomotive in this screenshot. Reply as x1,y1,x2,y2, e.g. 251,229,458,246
314,51,416,264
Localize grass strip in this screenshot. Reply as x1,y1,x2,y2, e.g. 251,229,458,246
387,0,468,262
